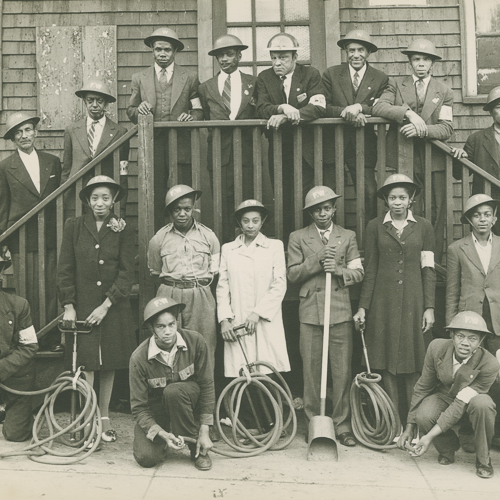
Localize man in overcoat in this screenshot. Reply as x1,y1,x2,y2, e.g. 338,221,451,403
322,29,389,221
199,34,258,243
127,28,203,231
256,33,326,242
0,112,61,331
373,38,454,263
287,186,364,446
0,255,39,442
398,311,500,479
62,78,129,218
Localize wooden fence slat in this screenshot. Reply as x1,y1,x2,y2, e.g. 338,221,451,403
38,211,46,328
169,129,178,186
445,155,454,267
113,149,121,215
334,126,345,228
355,127,365,249
233,127,243,209
212,128,223,240
293,127,303,231
76,178,83,217
376,124,387,217
313,125,323,185
424,142,432,220
18,226,26,298
191,128,201,191
252,127,263,201
273,130,283,241
56,196,64,261
462,165,471,239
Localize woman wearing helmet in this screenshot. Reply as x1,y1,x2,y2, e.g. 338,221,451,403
354,174,436,422
57,176,137,443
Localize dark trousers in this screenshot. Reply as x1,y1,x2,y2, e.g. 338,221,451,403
415,392,496,466
300,321,353,434
133,381,200,468
1,361,35,442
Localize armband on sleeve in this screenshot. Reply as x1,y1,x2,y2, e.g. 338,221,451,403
190,97,202,110
19,325,37,345
438,105,453,122
456,387,478,404
420,251,435,269
309,94,326,108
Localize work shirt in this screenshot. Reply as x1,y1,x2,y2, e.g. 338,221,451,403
129,327,215,441
148,332,186,368
472,233,493,274
17,149,40,193
148,220,220,280
218,70,242,121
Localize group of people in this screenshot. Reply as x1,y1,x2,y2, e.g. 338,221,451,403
1,26,500,480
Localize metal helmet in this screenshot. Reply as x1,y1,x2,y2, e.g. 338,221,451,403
377,173,421,200
445,311,491,336
460,194,500,224
3,112,40,140
144,27,184,51
208,34,248,56
401,39,441,60
483,86,500,112
143,296,186,326
79,175,125,202
267,33,300,52
303,186,342,211
75,78,116,103
337,29,378,53
164,184,202,210
0,254,12,273
234,199,269,221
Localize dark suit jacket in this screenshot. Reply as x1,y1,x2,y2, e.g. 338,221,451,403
322,63,389,167
256,64,326,166
127,64,203,164
199,71,257,168
62,116,130,183
0,150,61,252
407,338,499,433
287,223,364,326
446,233,500,335
373,75,454,173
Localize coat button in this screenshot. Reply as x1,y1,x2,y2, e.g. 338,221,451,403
399,269,403,273
97,281,102,286
399,260,403,264
8,320,12,324
99,260,104,265
401,242,405,245
398,280,403,284
399,251,403,255
95,244,100,249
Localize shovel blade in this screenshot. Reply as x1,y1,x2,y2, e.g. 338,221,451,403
306,416,339,461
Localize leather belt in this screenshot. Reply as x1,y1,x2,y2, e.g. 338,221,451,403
161,277,211,289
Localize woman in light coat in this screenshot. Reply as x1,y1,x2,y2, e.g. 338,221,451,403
216,200,290,378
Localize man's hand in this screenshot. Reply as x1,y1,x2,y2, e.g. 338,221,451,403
221,319,236,342
85,303,110,326
397,423,417,451
1,245,10,260
159,430,185,450
353,307,366,328
244,312,260,336
451,147,467,159
278,104,301,125
403,110,428,138
317,246,336,263
422,308,435,333
341,103,363,122
196,424,213,458
137,101,153,115
267,114,288,130
62,304,77,330
177,113,194,122
352,113,368,128
322,258,342,276
412,434,433,457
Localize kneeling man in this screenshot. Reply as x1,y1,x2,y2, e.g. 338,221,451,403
129,297,214,470
399,311,500,479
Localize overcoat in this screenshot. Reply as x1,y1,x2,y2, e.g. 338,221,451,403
216,233,290,377
446,233,500,335
57,212,136,371
359,214,436,375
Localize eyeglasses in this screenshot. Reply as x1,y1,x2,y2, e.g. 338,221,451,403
453,333,480,343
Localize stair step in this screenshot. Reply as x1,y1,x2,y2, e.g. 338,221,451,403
36,351,64,359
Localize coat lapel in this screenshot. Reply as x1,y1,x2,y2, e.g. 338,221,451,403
8,151,39,197
339,65,354,104
383,219,403,245
94,118,116,156
420,77,441,123
83,212,100,242
449,347,484,398
38,152,51,196
289,65,304,107
399,220,417,241
74,118,92,159
481,126,500,167
236,73,254,119
399,76,418,111
170,64,187,111
460,235,485,276
355,64,374,105
304,223,326,254
487,234,500,274
206,74,230,118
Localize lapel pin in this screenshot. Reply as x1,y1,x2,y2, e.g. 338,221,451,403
244,90,249,95
368,87,371,90
432,97,440,104
297,88,300,92
248,84,253,88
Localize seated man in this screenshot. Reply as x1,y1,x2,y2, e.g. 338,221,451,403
129,297,214,470
398,311,500,479
0,255,39,441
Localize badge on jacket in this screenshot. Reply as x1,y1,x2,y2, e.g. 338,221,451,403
297,92,307,103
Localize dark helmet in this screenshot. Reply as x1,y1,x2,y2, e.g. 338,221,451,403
79,175,125,202
209,34,248,56
303,186,341,211
377,174,420,200
337,29,378,53
144,27,184,51
3,112,40,140
143,296,186,327
75,78,116,103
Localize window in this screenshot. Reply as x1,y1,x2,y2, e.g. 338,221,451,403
461,0,500,102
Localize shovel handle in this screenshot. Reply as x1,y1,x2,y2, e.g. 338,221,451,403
320,272,332,408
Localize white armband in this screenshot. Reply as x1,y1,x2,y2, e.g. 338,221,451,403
211,253,220,274
19,325,37,345
309,94,326,108
456,386,478,404
438,105,453,122
190,97,202,110
347,258,363,270
420,251,435,269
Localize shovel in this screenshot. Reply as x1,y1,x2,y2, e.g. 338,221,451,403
307,271,339,461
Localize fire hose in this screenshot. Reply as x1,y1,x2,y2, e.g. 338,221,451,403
350,324,401,450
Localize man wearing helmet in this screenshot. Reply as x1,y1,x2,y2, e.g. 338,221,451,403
398,311,499,479
130,297,214,470
199,35,258,243
62,79,130,218
287,186,364,447
322,29,389,221
127,28,203,231
256,33,326,240
373,38,454,263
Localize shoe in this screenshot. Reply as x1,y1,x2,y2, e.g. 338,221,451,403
438,453,455,465
101,430,117,442
476,459,494,479
459,433,475,453
0,404,6,424
194,453,212,471
338,432,356,447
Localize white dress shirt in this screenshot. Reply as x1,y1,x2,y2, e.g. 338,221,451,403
87,115,106,156
281,70,295,102
218,69,242,120
412,74,431,97
18,149,40,193
155,62,174,83
349,63,367,86
472,233,493,274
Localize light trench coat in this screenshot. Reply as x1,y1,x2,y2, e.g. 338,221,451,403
216,232,290,377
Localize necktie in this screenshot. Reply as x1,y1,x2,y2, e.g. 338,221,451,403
320,230,329,246
280,75,288,103
353,71,359,92
88,120,99,157
416,79,426,104
159,68,168,90
222,75,231,111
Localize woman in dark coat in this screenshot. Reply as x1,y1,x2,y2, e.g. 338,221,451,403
57,175,136,442
353,174,436,422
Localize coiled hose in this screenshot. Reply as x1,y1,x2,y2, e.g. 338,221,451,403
0,369,102,464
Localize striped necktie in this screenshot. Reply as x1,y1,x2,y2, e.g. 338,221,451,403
353,71,360,92
320,230,329,246
159,68,168,90
281,75,288,103
88,120,99,157
416,79,426,104
222,74,231,111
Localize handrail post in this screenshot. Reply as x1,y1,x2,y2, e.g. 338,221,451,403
138,114,156,315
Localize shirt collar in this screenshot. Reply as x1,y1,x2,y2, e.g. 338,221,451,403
453,353,472,368
412,74,431,85
86,115,106,127
165,218,199,234
472,232,493,246
315,222,333,235
147,331,187,361
349,63,367,81
281,69,295,81
17,148,38,160
233,231,267,248
155,62,174,78
383,209,417,224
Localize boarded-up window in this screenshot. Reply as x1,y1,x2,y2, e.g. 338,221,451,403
36,26,117,129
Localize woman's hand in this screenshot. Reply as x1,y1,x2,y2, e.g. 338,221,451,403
221,319,236,342
245,312,260,336
62,304,77,330
85,298,112,326
353,308,366,328
422,308,435,333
